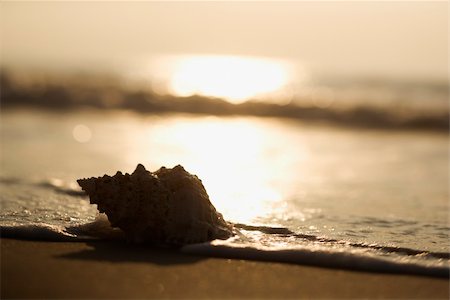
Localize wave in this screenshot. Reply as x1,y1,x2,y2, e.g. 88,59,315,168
2,220,448,278
182,240,449,278
0,177,86,197
1,70,448,131
233,223,450,260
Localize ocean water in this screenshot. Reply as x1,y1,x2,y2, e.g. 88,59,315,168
1,110,449,277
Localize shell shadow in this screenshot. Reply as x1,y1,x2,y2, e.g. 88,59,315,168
56,240,206,266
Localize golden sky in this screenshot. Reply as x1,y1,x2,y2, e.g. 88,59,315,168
1,1,448,80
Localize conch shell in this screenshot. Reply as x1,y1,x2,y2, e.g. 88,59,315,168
77,164,233,245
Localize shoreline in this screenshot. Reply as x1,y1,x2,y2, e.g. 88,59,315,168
2,238,449,299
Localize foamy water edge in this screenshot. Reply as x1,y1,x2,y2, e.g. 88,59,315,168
1,222,448,279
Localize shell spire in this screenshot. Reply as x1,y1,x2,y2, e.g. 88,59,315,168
77,164,233,245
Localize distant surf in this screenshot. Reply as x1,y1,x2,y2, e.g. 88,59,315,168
1,69,448,131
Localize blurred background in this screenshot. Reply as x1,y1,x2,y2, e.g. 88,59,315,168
1,1,448,124
1,2,448,250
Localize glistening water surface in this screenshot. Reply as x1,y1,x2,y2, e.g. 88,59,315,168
1,110,448,275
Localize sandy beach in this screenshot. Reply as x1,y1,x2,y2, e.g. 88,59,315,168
1,238,448,299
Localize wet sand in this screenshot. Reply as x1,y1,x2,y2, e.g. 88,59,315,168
1,238,449,299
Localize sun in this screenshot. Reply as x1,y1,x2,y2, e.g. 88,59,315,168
168,55,291,104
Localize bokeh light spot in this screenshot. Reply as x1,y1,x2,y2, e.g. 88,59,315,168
72,124,92,143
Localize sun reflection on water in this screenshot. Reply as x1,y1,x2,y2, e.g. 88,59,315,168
138,55,295,104
153,117,279,222
169,55,291,103
133,116,309,223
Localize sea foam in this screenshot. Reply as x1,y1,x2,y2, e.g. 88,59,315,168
1,220,448,278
